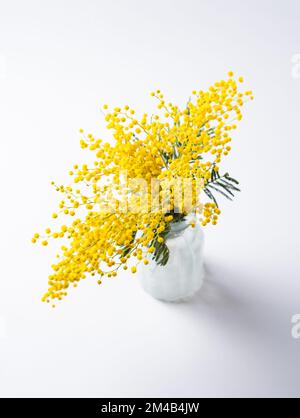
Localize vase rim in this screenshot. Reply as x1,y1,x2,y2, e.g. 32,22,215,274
168,214,198,237
168,219,189,238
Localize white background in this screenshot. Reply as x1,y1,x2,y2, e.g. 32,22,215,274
0,0,300,398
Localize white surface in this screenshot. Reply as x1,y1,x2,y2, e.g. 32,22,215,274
0,0,300,398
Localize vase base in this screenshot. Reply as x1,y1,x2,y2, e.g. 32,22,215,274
140,267,205,303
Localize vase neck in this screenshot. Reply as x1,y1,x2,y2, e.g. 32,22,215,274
167,221,189,239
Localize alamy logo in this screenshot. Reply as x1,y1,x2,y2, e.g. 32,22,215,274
291,314,300,339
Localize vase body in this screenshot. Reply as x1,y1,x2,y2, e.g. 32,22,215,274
140,221,205,302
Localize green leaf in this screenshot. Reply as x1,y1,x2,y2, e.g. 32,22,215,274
152,240,170,266
214,182,235,197
224,173,240,185
206,184,233,201
204,188,219,207
218,179,241,192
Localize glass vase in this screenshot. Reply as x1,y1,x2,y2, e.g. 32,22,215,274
140,220,205,301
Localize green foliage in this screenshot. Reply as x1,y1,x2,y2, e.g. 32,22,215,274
151,211,187,266
204,169,240,207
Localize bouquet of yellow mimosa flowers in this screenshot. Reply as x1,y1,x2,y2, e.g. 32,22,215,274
32,72,253,306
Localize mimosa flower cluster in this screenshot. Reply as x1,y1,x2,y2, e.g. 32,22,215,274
33,73,253,305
